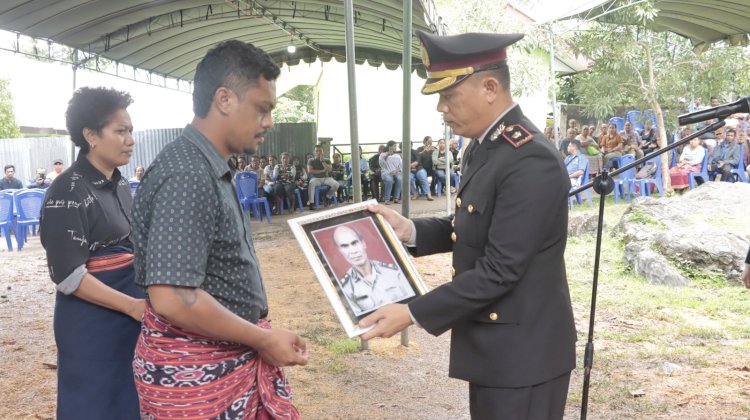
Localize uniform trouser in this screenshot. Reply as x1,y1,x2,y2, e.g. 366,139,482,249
468,371,571,420
308,177,338,204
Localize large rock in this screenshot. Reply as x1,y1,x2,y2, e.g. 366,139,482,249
613,182,750,286
623,242,689,286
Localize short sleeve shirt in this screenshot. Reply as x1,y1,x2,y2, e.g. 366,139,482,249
308,157,330,178
131,124,268,323
40,154,132,285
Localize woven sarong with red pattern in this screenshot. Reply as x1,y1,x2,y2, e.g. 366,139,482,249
133,303,299,419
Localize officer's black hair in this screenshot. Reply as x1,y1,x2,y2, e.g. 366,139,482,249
481,62,511,93
193,40,280,118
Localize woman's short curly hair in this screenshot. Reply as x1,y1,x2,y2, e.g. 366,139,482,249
65,87,133,154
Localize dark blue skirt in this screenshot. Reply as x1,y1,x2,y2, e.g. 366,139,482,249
53,245,145,420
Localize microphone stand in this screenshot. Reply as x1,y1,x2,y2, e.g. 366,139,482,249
572,119,726,420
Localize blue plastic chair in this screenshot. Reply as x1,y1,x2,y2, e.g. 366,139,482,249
129,181,140,197
643,109,657,127
234,171,271,224
14,189,45,250
631,156,664,197
609,117,625,132
569,161,593,209
669,148,677,168
626,110,643,132
730,143,746,182
314,185,338,209
279,189,304,214
612,154,636,203
0,192,14,251
688,149,710,190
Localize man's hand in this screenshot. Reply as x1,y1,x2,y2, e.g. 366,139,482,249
257,328,309,367
742,264,750,289
358,304,413,340
367,204,412,242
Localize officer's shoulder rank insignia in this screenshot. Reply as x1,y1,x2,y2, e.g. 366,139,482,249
489,123,506,142
501,124,533,149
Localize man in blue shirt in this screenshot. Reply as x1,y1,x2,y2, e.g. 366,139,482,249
1,164,23,190
564,140,586,187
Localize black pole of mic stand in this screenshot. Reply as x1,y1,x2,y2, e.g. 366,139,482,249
574,119,726,420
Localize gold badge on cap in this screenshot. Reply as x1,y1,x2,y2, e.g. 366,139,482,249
420,44,431,68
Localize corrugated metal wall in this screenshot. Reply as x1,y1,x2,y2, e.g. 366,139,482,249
121,128,183,178
254,122,317,161
0,123,318,182
0,136,72,185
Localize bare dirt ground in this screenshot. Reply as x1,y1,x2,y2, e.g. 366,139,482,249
1,197,748,419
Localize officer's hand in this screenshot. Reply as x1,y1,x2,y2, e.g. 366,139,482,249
358,304,413,340
367,204,412,242
257,328,309,367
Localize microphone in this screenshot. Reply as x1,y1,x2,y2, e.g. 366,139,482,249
678,96,750,126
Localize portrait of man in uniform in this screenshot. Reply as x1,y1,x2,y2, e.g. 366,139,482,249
331,225,414,315
289,200,427,337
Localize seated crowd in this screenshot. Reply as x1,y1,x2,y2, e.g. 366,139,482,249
0,159,66,191
227,136,461,214
557,110,750,196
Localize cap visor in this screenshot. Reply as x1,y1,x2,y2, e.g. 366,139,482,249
421,75,470,95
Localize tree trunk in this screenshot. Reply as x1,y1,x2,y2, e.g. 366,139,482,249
645,42,672,192
652,101,672,192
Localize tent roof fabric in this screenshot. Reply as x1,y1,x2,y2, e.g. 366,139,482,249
554,0,750,53
0,0,438,81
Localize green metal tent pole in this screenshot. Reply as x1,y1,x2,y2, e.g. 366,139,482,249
344,0,362,203
401,0,412,218
400,0,413,348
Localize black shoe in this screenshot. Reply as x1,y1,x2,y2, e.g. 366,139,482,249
308,202,315,211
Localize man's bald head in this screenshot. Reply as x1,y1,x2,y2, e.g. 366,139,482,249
333,226,369,267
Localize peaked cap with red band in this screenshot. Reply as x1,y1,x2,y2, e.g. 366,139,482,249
416,30,524,95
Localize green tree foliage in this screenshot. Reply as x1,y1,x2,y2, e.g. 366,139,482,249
272,85,316,123
434,0,548,98
564,0,750,190
0,78,21,138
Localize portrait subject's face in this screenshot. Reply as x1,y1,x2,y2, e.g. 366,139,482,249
334,227,368,267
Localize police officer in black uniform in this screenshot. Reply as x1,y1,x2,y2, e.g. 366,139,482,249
360,30,577,419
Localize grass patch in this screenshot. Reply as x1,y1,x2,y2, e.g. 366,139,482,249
672,259,728,287
626,206,665,229
325,338,361,354
565,202,750,417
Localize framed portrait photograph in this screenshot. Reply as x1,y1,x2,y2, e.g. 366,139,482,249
288,199,428,337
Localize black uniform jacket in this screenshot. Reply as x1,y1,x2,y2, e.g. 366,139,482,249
408,105,577,388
